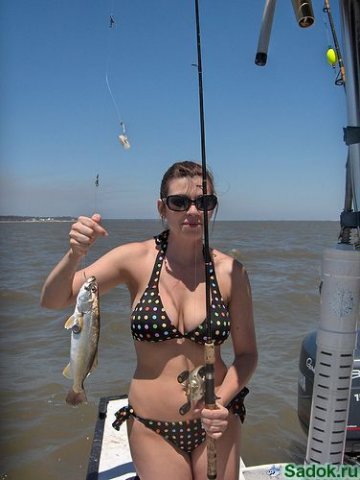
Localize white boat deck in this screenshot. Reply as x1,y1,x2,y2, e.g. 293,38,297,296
86,396,288,480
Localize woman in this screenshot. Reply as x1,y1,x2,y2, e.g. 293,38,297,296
41,161,257,480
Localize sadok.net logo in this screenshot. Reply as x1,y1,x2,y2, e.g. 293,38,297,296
265,463,359,479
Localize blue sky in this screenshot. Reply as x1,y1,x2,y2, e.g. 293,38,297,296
1,0,348,220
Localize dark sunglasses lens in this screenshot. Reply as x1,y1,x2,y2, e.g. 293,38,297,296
166,196,189,211
166,195,217,211
197,195,217,211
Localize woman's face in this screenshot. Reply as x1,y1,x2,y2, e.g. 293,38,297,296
158,175,214,237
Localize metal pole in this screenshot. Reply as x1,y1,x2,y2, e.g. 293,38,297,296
291,0,315,28
255,0,277,66
340,0,360,214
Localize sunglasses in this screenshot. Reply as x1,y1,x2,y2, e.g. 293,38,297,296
163,194,218,212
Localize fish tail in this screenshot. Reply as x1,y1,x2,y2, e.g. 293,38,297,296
65,388,87,406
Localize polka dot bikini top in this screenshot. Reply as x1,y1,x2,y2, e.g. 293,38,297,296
131,230,231,345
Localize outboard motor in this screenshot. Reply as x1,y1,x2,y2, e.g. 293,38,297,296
298,330,360,454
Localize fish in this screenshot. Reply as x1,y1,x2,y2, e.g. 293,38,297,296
63,276,100,405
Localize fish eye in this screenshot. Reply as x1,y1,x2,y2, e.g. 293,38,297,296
72,324,81,334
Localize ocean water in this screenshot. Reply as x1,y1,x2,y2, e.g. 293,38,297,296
0,220,340,479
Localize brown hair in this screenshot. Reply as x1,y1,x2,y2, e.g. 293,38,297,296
160,161,216,198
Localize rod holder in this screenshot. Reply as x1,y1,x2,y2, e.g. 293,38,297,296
291,0,315,28
255,0,277,66
305,247,360,464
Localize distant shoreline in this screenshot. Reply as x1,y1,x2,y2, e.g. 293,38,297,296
0,216,76,223
0,220,75,223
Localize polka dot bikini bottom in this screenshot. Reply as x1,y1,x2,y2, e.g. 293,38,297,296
112,387,248,454
114,405,206,453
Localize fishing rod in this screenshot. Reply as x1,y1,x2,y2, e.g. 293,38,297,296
193,1,217,479
323,0,345,85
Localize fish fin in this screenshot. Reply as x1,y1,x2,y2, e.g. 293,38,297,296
64,315,75,329
65,388,87,406
64,314,84,330
77,314,84,328
62,363,73,379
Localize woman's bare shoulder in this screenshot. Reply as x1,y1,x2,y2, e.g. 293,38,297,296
83,236,157,293
212,248,245,276
107,237,156,265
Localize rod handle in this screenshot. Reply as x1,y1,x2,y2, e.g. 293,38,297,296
207,435,217,480
205,341,217,479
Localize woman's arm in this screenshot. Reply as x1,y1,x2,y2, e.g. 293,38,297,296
40,213,128,309
200,258,257,439
216,259,258,406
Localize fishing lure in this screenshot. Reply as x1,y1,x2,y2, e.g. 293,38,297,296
105,7,131,149
118,122,131,149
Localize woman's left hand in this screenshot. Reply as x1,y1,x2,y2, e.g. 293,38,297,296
199,403,229,439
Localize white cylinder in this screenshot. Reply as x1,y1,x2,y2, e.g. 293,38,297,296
306,247,360,465
320,248,360,333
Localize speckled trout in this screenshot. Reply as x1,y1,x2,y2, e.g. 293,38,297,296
63,276,100,405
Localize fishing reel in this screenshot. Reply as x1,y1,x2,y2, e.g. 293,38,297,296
177,365,206,416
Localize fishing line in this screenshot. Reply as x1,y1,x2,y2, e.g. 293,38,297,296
79,173,100,277
105,0,131,149
94,173,100,213
322,15,337,81
322,14,333,53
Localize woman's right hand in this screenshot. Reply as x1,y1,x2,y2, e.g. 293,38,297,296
40,214,109,309
69,213,108,257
